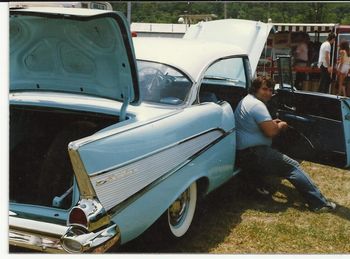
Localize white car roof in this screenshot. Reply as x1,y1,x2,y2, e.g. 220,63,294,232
133,37,247,82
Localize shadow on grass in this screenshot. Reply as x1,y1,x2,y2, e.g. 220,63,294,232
114,173,318,253
331,204,350,222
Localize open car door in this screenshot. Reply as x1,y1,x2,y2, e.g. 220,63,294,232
270,56,350,169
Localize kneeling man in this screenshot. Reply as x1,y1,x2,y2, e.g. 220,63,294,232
235,77,335,212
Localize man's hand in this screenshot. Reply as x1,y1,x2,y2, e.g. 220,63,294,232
277,121,288,131
259,119,288,138
273,119,288,130
327,66,333,73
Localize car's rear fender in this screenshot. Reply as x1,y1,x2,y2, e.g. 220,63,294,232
67,101,236,244
111,131,236,244
69,102,234,205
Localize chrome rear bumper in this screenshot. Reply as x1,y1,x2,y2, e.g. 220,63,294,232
9,215,120,253
61,224,120,253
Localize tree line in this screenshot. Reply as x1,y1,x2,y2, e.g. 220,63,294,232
110,1,350,24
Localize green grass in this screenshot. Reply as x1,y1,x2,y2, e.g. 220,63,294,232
116,161,350,254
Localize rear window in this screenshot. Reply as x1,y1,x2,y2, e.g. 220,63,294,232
137,60,192,105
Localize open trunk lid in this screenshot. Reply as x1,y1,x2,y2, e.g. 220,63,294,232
10,7,139,104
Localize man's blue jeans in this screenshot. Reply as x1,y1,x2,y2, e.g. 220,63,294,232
236,145,329,210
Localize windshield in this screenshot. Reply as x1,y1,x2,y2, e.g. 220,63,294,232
137,60,192,105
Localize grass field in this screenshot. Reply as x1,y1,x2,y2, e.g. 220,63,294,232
116,161,350,254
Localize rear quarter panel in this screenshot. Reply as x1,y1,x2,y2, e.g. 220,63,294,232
113,127,235,244
77,102,234,174
74,101,236,243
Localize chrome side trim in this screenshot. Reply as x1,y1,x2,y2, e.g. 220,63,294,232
90,130,223,211
308,114,342,123
90,127,228,178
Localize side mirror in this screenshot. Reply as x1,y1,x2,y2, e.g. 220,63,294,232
276,55,294,91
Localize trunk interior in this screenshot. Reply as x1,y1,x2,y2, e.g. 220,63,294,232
10,105,119,209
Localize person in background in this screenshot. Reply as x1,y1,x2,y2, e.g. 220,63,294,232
336,40,350,96
318,32,336,93
292,32,309,90
235,76,336,212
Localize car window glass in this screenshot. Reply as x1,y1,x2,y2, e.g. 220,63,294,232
204,57,246,88
137,60,192,105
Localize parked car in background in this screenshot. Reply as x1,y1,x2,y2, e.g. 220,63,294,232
9,10,350,254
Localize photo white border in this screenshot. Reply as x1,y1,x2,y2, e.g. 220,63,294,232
2,2,349,259
1,0,9,257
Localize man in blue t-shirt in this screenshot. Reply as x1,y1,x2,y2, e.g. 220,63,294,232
235,77,336,212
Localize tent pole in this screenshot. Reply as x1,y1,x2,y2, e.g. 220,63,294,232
329,24,339,94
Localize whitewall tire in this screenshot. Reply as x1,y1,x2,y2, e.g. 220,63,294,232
167,182,197,238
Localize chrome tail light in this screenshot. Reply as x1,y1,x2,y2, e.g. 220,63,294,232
62,198,120,253
68,207,88,229
67,198,110,231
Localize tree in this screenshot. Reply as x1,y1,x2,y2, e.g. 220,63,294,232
110,1,350,24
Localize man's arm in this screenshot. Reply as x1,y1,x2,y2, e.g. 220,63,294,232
259,119,288,138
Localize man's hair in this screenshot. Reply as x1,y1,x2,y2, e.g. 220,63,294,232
327,32,336,41
248,76,275,94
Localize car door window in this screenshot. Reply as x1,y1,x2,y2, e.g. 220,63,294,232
204,57,247,88
200,57,249,110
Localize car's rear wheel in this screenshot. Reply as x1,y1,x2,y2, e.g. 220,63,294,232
167,181,197,238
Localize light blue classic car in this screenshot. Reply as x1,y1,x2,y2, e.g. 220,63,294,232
9,7,245,253
9,7,350,253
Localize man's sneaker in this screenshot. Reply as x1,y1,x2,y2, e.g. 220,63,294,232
313,201,336,213
255,187,270,196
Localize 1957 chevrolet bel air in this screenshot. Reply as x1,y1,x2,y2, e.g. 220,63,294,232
9,7,350,253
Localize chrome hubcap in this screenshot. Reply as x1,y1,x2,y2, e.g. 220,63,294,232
168,188,190,226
